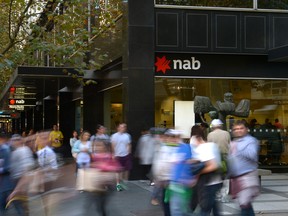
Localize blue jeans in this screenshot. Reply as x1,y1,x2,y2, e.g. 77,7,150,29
0,190,11,215
198,183,222,216
169,183,192,216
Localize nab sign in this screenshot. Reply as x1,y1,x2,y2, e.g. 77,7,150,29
155,55,201,75
8,98,36,110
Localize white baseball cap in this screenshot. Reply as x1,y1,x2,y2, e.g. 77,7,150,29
211,119,223,127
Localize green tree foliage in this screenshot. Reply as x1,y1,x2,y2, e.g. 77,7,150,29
0,0,122,89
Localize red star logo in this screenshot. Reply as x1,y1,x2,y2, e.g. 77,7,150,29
155,56,171,74
9,99,15,105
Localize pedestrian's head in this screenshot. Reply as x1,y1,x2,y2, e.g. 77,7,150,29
53,124,58,131
117,123,127,133
80,130,91,141
210,119,223,129
232,120,249,138
72,130,78,138
10,134,23,148
94,140,109,153
96,124,106,134
191,125,205,140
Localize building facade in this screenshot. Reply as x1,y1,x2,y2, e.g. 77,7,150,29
2,0,288,177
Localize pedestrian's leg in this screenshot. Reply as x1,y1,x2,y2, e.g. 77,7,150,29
212,183,223,216
13,199,29,216
82,192,94,215
151,184,161,205
240,204,255,216
238,187,258,216
0,191,10,215
169,190,182,216
162,187,171,216
199,184,220,216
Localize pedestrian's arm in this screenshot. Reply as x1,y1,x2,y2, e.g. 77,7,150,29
200,158,218,174
72,140,81,153
237,141,259,163
128,142,132,154
111,141,116,157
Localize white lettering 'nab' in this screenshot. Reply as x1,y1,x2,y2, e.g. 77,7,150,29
173,57,201,70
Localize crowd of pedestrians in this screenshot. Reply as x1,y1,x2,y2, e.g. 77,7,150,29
0,119,260,216
144,119,260,216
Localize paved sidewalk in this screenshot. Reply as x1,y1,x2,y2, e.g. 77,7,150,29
132,173,288,216
6,163,288,215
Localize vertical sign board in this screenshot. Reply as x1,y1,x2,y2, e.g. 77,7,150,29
174,101,195,139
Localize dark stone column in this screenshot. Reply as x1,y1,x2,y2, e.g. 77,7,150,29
59,92,76,157
44,99,57,130
34,104,44,131
83,84,104,134
20,111,26,133
26,108,33,131
122,0,155,179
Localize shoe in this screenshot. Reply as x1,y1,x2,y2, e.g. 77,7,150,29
151,198,159,206
121,183,128,190
116,184,122,192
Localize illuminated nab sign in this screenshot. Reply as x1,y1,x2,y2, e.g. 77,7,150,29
8,99,36,106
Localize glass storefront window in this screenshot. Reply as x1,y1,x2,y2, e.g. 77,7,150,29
103,85,122,135
155,78,288,166
155,0,253,8
258,0,288,10
155,0,288,10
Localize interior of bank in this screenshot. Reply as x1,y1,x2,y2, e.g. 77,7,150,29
155,78,288,166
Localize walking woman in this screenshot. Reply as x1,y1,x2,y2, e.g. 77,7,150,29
72,130,92,169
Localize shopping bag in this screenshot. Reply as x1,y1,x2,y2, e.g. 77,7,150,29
76,168,116,192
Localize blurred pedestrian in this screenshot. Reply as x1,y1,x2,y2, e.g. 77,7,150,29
90,124,110,141
152,129,182,216
72,131,92,169
111,123,132,191
0,133,14,215
150,128,167,206
70,130,78,159
207,119,231,202
135,127,156,182
82,139,120,215
168,130,196,216
49,124,64,154
36,131,59,216
8,134,35,215
90,124,110,152
228,120,260,216
274,118,283,129
190,125,223,216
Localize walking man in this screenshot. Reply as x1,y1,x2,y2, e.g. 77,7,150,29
111,123,132,191
207,119,231,202
228,120,260,216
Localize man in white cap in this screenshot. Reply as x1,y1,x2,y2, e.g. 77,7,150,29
207,119,231,202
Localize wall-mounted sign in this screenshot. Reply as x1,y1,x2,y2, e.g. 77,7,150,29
154,53,288,79
9,105,25,110
10,113,20,119
155,54,201,75
8,99,36,106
